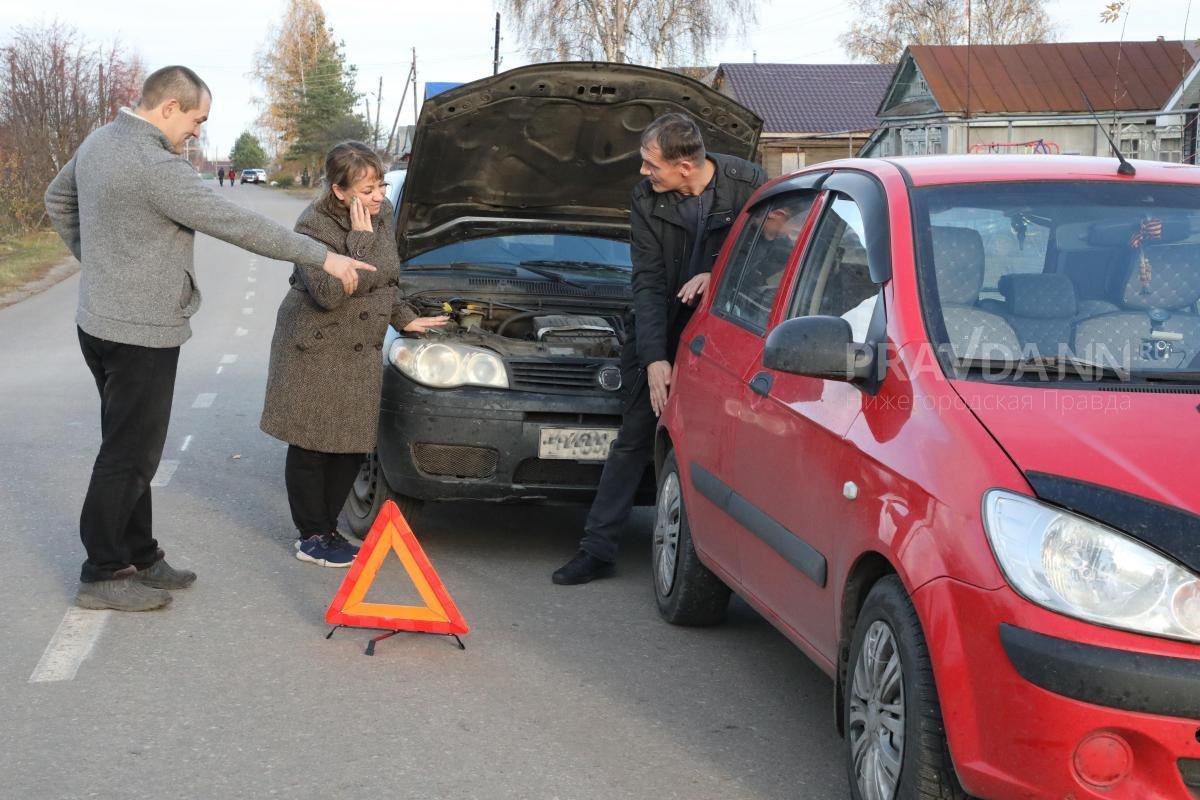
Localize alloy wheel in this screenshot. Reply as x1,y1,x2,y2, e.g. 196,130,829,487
652,471,682,596
848,620,906,800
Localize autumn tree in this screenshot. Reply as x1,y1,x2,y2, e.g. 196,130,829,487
0,22,142,232
841,0,1057,64
502,0,757,66
230,131,269,171
254,0,365,172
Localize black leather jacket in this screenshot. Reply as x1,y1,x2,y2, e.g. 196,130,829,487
627,152,766,368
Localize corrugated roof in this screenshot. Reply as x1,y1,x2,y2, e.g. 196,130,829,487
908,40,1198,114
716,63,895,134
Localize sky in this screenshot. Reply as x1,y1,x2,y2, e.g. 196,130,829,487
3,0,1198,157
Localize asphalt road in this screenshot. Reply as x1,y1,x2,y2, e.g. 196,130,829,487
1,184,850,800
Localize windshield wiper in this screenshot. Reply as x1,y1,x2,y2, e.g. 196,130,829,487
1130,369,1200,384
403,262,518,275
951,355,1129,382
519,259,632,275
512,262,590,288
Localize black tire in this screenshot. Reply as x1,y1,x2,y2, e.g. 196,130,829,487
343,452,427,537
651,450,731,626
844,575,971,800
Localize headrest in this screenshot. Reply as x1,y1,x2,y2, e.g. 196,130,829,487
1120,244,1200,310
999,273,1077,318
931,226,985,305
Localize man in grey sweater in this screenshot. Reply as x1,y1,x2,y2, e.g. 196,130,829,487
44,65,374,612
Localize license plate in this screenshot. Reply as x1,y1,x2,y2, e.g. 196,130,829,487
538,427,618,461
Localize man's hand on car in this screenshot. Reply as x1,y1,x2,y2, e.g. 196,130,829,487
678,271,711,305
647,360,672,416
403,315,451,333
322,251,376,295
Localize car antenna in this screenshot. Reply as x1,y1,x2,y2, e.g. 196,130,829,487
1080,89,1136,176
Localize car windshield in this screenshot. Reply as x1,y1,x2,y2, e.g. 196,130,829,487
406,234,632,274
913,181,1200,385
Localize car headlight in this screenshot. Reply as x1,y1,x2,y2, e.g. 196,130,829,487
388,338,508,389
983,490,1200,643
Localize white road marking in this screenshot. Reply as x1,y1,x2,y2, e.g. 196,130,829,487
235,327,249,337
29,609,111,683
216,366,224,375
220,354,238,364
247,276,257,283
181,435,193,452
192,393,217,409
242,307,253,315
151,459,179,487
245,291,255,299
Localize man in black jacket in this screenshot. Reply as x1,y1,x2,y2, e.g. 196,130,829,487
553,112,766,585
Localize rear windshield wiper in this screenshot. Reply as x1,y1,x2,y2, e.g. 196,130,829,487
1129,369,1200,384
514,263,588,288
520,259,632,275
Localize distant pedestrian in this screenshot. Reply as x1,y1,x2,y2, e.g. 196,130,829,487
228,167,236,186
44,65,375,612
261,141,448,567
217,166,225,186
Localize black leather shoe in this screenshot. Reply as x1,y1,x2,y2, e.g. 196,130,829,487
552,550,615,585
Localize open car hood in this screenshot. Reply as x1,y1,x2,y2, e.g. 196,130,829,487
396,61,763,259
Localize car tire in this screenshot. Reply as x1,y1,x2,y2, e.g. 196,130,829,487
845,575,971,800
343,452,427,537
652,450,731,626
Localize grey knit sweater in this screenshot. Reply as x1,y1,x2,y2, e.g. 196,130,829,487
44,109,329,348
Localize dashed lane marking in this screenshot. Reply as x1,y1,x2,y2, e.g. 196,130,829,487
29,609,111,683
242,307,254,315
181,435,193,452
216,366,224,375
151,459,179,487
245,291,255,299
220,355,238,364
192,393,216,409
235,327,248,337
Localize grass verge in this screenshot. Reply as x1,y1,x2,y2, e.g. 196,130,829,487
0,230,71,295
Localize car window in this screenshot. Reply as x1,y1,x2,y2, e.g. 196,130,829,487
929,205,1049,300
712,192,816,333
788,194,878,343
406,234,631,270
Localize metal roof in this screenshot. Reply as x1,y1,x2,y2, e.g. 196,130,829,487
906,40,1199,114
715,63,895,134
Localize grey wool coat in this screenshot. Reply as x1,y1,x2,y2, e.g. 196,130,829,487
260,197,418,453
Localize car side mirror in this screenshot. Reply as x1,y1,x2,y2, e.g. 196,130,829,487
763,316,876,384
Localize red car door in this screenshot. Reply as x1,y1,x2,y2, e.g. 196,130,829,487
729,191,883,662
673,191,819,576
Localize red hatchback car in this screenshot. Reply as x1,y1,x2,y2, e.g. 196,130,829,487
652,155,1200,800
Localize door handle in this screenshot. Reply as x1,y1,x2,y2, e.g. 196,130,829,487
749,371,773,397
689,335,706,355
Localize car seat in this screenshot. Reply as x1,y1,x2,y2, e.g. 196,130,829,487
1072,243,1200,369
931,226,1021,360
997,273,1079,359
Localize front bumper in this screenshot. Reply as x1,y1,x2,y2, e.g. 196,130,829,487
912,578,1200,800
376,366,654,504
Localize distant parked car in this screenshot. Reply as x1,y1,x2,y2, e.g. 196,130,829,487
240,168,267,184
382,169,406,208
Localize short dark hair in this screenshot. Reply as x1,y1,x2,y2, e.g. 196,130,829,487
320,141,385,211
641,112,706,164
138,66,211,112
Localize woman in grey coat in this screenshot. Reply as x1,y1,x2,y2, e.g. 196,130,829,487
261,142,447,566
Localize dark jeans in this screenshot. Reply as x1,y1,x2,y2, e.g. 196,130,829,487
579,367,657,562
77,328,180,582
285,445,364,537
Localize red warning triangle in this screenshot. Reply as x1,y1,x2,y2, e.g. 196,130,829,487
325,499,468,636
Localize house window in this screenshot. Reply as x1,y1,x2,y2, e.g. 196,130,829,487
901,126,941,155
781,150,807,173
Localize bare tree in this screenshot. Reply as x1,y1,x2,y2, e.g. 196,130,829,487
0,22,142,232
840,0,1057,64
503,0,757,67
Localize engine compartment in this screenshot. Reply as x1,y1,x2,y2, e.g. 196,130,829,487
410,297,625,359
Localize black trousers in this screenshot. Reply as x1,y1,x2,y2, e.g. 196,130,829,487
579,366,657,562
77,328,180,582
285,445,364,537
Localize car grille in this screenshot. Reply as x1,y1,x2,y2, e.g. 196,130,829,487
513,458,605,487
508,359,609,393
411,443,498,479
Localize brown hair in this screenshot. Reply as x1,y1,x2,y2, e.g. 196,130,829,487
138,66,210,112
319,141,385,212
641,112,706,164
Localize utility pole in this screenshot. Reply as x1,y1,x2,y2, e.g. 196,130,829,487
494,13,501,75
374,76,383,150
412,48,419,126
385,59,416,157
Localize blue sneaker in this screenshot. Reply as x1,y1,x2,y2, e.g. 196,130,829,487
295,533,358,567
